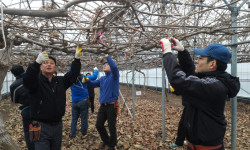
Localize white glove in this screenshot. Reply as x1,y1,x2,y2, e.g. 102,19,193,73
171,37,184,51
93,67,98,71
159,38,171,54
75,46,83,59
36,52,49,64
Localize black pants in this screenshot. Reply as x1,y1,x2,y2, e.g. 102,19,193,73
187,145,225,150
21,107,35,150
175,106,186,146
89,96,95,113
96,104,117,147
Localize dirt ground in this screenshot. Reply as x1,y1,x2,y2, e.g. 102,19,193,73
0,85,249,150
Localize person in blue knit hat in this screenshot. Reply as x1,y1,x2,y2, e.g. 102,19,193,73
69,67,99,139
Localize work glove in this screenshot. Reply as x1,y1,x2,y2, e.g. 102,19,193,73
170,86,175,93
36,52,49,64
82,76,89,83
159,38,171,54
93,67,98,71
75,46,83,59
171,38,184,51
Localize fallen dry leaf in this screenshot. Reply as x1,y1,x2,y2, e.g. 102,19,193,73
0,85,249,150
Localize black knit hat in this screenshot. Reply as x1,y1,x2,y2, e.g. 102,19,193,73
10,65,25,77
49,56,56,65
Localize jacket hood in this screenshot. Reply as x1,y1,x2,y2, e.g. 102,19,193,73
196,71,240,98
216,72,240,98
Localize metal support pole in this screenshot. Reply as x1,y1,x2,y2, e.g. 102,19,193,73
146,69,149,86
156,68,158,89
161,0,166,141
6,72,8,93
139,72,140,86
230,1,238,149
131,59,135,120
119,90,133,118
161,58,166,141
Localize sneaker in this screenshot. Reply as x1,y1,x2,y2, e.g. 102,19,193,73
170,144,182,148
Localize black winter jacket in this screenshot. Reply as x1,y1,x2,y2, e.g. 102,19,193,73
177,50,195,106
163,52,240,146
23,59,81,123
10,74,30,106
87,85,95,98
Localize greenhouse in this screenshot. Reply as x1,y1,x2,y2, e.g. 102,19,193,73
0,0,249,150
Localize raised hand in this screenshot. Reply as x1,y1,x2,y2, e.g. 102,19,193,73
36,52,49,64
159,38,172,54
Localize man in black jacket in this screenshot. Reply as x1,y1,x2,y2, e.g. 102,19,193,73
86,72,95,113
159,38,240,150
10,65,35,150
170,49,195,149
23,47,82,150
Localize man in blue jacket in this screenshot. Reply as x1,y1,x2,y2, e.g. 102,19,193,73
85,55,119,150
69,67,98,139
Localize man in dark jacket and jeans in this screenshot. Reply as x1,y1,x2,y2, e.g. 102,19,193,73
159,38,240,150
23,47,82,150
86,55,119,150
86,72,96,113
10,65,35,150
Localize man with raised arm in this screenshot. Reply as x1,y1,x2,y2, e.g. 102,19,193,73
159,38,240,150
84,55,119,150
23,47,82,150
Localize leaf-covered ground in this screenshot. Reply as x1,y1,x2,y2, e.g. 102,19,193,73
0,85,249,150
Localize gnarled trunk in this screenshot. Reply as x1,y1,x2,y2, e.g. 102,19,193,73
0,65,8,100
0,42,11,100
0,39,20,149
0,113,21,150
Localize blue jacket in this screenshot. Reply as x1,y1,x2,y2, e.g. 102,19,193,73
70,70,98,101
87,56,119,104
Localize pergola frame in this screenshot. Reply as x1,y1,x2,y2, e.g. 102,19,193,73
0,0,249,149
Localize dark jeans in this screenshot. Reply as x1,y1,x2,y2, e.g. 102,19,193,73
96,104,117,147
21,107,35,150
175,106,186,146
35,120,62,150
70,99,89,138
89,96,95,113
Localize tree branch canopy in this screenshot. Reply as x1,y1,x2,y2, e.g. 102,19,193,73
2,8,68,17
1,0,123,17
